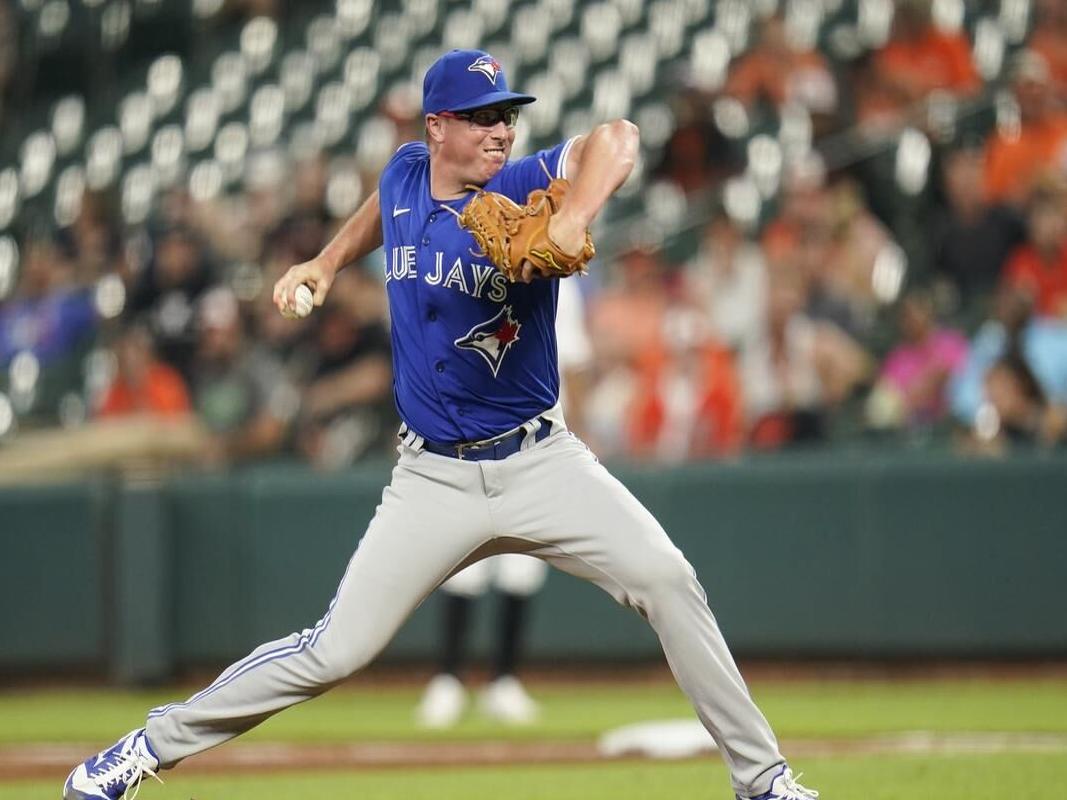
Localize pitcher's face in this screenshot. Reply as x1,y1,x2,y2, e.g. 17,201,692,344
429,105,519,185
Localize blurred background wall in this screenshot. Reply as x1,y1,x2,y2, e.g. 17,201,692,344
1,0,1066,681
3,452,1067,683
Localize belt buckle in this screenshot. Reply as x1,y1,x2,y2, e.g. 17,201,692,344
457,431,508,460
455,439,486,460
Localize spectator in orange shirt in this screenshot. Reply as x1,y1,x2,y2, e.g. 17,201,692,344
1001,180,1067,319
761,153,832,275
587,246,670,366
97,324,191,418
725,12,838,125
1030,0,1067,96
585,247,671,456
628,311,744,462
872,0,981,105
985,50,1067,206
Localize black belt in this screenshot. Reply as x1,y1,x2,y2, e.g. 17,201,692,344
421,417,553,461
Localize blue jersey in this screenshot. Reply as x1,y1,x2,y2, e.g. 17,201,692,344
378,136,579,443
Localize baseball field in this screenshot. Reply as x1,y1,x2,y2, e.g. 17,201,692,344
2,665,1066,799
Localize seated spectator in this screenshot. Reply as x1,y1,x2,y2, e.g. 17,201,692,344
866,288,968,429
767,170,894,340
251,250,319,384
1000,179,1067,319
56,191,123,284
584,247,673,457
269,153,332,264
815,178,897,338
293,268,394,469
851,52,908,135
0,235,96,369
685,208,767,351
872,0,980,104
857,0,979,132
762,153,832,276
588,246,670,365
984,50,1067,207
127,225,215,379
190,287,294,467
96,324,191,418
932,140,1025,304
1030,0,1067,97
978,351,1067,451
740,267,871,449
240,150,291,260
949,286,1067,427
627,310,743,462
652,89,738,195
724,12,838,123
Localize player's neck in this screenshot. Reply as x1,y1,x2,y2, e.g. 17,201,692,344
429,159,478,201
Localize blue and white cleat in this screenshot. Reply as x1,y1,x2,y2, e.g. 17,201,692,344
63,728,163,800
740,766,819,800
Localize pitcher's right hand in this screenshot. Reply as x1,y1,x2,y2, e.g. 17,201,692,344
273,256,336,318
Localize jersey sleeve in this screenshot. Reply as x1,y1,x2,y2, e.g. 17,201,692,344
487,136,580,203
379,141,429,203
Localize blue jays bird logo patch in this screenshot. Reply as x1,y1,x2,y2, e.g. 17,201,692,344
454,305,521,377
467,55,501,85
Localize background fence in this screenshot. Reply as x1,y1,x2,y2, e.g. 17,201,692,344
4,449,1066,682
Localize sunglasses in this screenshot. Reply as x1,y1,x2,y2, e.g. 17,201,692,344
437,106,520,129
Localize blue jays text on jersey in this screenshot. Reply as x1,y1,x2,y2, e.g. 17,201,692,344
378,136,579,444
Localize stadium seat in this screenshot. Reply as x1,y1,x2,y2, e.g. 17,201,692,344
581,3,623,64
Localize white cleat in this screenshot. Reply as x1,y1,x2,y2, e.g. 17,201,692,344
739,766,819,800
478,675,540,725
415,673,468,729
63,728,163,800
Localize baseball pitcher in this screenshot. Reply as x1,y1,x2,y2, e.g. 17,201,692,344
64,49,817,800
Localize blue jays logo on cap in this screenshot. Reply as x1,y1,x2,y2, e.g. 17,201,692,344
422,49,536,115
468,55,501,84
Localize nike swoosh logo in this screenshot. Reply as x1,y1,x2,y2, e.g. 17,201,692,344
393,207,411,217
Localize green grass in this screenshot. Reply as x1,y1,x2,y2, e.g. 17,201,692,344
753,677,1067,737
2,677,1066,744
4,753,1067,799
4,677,1066,799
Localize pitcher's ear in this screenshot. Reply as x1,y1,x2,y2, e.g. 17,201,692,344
426,115,447,144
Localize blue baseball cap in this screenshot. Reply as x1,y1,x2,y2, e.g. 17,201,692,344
422,49,536,115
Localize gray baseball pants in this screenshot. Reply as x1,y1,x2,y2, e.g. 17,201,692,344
145,413,785,796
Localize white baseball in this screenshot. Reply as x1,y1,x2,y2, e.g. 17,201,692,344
286,284,314,319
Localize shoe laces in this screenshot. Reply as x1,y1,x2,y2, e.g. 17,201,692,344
776,771,819,799
92,738,164,800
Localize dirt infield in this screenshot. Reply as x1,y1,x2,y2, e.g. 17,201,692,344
5,733,1067,781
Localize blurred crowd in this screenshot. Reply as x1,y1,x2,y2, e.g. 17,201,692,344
1,0,1067,472
593,0,1067,460
0,150,398,469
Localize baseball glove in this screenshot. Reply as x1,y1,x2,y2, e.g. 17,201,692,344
456,177,595,282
